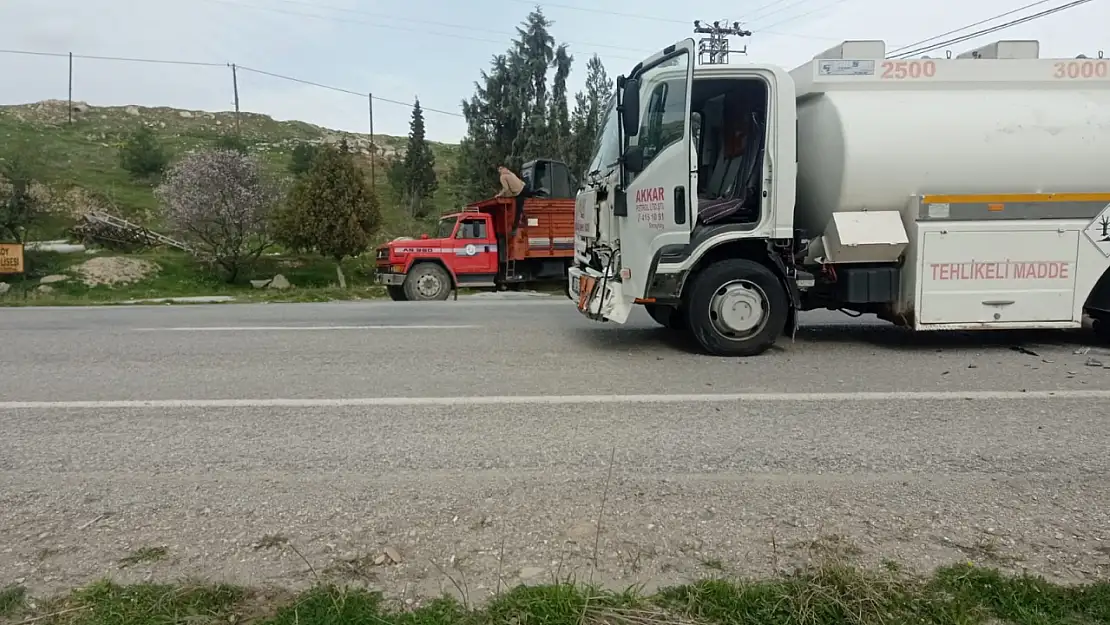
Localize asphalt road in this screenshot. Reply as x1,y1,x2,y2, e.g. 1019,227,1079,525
2,296,1109,599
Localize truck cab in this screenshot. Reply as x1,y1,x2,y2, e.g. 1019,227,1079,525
571,39,798,343
376,158,578,301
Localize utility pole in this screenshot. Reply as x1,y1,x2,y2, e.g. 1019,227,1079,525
693,20,751,65
229,63,241,134
367,93,375,191
67,52,73,124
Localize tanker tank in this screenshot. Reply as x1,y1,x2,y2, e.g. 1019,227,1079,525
787,40,1110,238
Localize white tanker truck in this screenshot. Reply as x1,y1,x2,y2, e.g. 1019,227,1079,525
569,38,1110,356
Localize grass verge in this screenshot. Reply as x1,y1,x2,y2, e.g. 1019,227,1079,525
0,250,388,306
2,565,1108,625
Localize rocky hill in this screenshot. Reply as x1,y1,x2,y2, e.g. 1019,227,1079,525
0,99,460,239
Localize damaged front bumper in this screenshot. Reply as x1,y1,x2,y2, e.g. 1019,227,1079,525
567,266,632,324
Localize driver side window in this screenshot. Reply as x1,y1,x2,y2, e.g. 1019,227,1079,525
455,219,487,239
634,58,689,176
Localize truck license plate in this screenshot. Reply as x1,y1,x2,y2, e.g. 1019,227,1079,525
577,275,596,312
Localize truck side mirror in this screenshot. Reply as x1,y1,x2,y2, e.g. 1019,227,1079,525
623,144,644,174
621,78,640,137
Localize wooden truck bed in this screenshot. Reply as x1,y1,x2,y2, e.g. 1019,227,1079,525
471,197,575,262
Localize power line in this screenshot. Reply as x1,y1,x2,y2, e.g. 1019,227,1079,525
236,66,463,117
754,0,852,31
0,48,223,68
0,48,463,118
500,0,847,40
890,0,1097,58
744,0,824,23
887,0,1054,56
199,0,649,60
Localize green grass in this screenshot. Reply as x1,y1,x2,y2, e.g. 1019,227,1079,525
117,546,168,568
0,249,388,306
0,585,26,618
4,565,1109,625
0,101,460,239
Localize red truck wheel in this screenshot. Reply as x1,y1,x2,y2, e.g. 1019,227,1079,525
387,286,407,301
403,263,452,301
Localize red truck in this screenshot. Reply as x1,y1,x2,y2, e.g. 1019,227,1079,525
374,159,576,301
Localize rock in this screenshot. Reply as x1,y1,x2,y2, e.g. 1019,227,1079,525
0,282,10,295
268,274,291,289
40,274,68,284
373,553,387,565
74,256,158,287
250,279,271,289
36,285,54,294
518,566,544,579
126,106,140,116
179,111,193,118
383,546,402,564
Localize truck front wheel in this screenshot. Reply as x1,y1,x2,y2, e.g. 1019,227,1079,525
386,286,407,301
685,259,789,357
403,263,453,301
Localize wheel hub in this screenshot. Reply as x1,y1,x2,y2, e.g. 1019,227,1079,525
416,274,442,298
709,280,769,337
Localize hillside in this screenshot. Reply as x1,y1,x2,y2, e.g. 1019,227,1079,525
0,99,461,240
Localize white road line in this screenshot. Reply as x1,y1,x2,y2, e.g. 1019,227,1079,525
2,389,1108,410
132,325,481,332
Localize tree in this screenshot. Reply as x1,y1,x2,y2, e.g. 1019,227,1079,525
289,142,319,176
119,126,169,178
0,142,45,243
453,9,610,201
273,144,381,287
568,54,613,179
389,99,438,217
455,9,556,201
155,148,279,282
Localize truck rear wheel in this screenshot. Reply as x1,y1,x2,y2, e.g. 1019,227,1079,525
386,286,407,301
686,259,789,357
403,263,452,301
644,303,686,331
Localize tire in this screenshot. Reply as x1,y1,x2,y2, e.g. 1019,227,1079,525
1092,314,1110,343
402,263,452,301
685,259,789,357
644,303,686,331
386,286,407,301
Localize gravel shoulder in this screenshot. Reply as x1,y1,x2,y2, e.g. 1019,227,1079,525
3,398,1107,600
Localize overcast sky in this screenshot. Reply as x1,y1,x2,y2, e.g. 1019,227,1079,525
1,0,1106,142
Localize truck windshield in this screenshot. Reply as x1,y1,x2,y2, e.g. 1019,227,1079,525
436,217,456,238
586,93,619,175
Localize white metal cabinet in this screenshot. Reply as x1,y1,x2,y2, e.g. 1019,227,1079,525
917,228,1080,324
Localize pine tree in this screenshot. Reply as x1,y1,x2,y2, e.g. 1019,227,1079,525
453,9,612,200
390,99,438,217
569,54,613,179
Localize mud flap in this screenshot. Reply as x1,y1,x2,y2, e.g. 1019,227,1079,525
766,243,801,342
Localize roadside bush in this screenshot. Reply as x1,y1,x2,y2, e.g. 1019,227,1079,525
288,142,318,176
0,142,45,243
119,126,169,178
155,148,280,282
214,133,249,154
273,144,381,287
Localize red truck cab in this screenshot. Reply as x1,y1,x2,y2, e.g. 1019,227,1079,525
375,159,576,301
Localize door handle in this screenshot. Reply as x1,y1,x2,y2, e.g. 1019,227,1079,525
674,186,686,225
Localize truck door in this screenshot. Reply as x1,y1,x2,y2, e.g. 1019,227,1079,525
618,39,696,298
452,215,498,282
